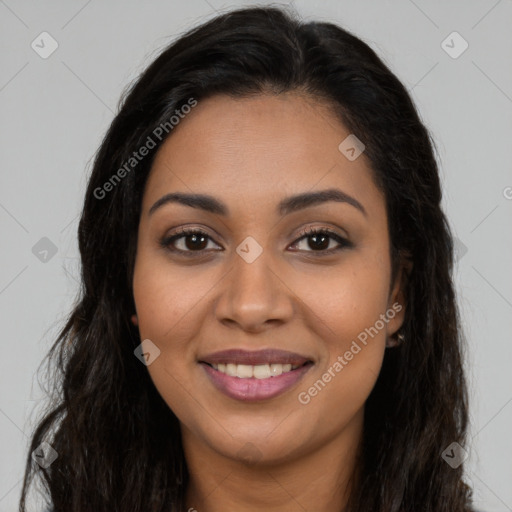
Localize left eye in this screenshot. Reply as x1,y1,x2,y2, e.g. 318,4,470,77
290,227,349,253
161,227,350,256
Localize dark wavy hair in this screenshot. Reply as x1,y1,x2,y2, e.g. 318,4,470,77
20,5,473,512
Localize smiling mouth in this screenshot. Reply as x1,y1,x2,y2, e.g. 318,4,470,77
198,348,314,401
204,361,311,379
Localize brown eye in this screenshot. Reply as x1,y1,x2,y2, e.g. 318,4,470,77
290,227,351,254
160,226,351,258
161,228,221,256
179,232,209,251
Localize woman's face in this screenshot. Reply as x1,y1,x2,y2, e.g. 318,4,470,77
132,92,406,465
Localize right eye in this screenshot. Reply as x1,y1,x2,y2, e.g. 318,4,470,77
160,227,223,256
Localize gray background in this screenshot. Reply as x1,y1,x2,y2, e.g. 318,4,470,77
1,0,511,510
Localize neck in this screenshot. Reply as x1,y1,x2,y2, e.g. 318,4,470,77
182,411,363,512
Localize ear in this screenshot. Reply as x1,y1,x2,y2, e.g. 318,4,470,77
130,314,138,326
386,252,412,340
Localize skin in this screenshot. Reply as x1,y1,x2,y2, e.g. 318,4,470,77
131,92,409,512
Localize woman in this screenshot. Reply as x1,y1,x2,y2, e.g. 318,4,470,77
20,5,475,512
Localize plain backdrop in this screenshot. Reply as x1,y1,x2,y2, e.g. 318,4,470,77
1,1,511,511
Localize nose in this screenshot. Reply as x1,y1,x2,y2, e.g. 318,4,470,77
214,244,294,333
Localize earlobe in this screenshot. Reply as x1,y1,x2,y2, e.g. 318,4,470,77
131,314,138,326
387,254,412,341
386,331,405,348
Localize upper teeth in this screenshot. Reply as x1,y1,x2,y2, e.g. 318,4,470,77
211,363,300,379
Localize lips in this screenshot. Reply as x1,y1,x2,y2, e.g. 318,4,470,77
199,348,311,366
198,349,314,401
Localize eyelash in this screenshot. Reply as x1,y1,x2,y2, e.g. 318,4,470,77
160,226,352,258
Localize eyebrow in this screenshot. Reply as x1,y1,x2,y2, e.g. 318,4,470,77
148,188,367,218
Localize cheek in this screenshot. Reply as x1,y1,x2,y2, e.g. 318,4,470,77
300,255,391,349
132,249,212,342
295,315,386,436
132,251,213,419
294,257,390,413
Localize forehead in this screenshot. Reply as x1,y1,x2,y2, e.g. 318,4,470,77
142,93,384,219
